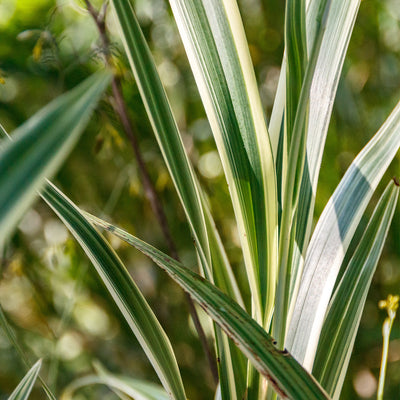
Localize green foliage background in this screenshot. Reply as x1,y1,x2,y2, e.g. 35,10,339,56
0,0,400,398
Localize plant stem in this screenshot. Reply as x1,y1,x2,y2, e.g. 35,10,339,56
84,0,218,384
377,294,399,400
377,318,392,400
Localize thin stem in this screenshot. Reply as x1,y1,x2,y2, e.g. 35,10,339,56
377,318,391,400
84,0,218,384
377,295,399,400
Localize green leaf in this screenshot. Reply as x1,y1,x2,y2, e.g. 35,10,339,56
110,0,211,275
284,0,307,146
41,182,186,400
313,180,399,399
110,3,244,397
292,0,361,304
270,0,362,293
86,213,330,400
273,0,331,346
0,305,57,400
167,0,278,325
8,360,42,400
287,99,400,370
111,0,242,305
0,72,111,244
61,364,169,400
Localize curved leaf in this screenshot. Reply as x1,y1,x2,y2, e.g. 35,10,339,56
313,180,399,399
41,182,186,400
61,365,169,400
86,213,330,400
287,99,400,369
0,72,111,244
167,0,278,325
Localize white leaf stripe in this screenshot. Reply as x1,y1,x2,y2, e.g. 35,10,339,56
8,360,42,400
86,212,330,400
42,182,186,400
313,181,399,398
287,100,400,369
168,0,277,327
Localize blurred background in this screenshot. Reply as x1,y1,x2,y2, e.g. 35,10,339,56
0,0,400,398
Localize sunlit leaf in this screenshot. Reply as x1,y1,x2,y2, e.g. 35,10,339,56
313,180,399,399
86,212,330,400
7,360,42,400
42,182,186,400
287,100,400,369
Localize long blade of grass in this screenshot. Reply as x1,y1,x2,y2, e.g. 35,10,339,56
284,0,307,146
86,213,330,400
202,196,247,398
110,0,211,274
110,3,243,397
41,182,186,400
270,0,361,292
313,180,399,399
291,0,361,303
273,0,331,347
287,99,400,370
7,360,42,400
167,0,278,325
61,363,169,400
111,0,242,306
0,305,56,400
62,375,167,400
0,72,111,244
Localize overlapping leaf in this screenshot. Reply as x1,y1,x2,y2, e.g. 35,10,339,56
167,0,278,325
287,99,400,369
273,0,331,346
313,180,399,399
42,182,186,400
84,212,330,400
110,2,243,397
292,0,361,303
61,364,169,400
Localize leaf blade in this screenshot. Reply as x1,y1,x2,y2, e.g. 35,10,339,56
287,100,400,369
168,0,278,324
41,182,186,400
313,180,399,399
0,72,111,244
8,360,42,400
86,213,330,400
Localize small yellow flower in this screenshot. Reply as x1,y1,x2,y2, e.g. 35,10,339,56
379,294,399,319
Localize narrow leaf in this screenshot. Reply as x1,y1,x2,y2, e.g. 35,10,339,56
41,182,186,400
313,180,399,399
86,213,330,400
0,72,111,244
8,360,42,400
284,0,307,145
111,0,210,274
287,99,400,369
167,0,278,324
61,365,169,400
273,0,331,346
0,305,57,400
111,2,244,397
291,0,361,304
